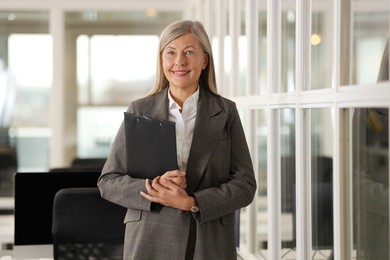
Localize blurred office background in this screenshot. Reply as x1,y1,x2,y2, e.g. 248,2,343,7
0,0,389,259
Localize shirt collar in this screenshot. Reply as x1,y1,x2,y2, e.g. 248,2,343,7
168,86,200,110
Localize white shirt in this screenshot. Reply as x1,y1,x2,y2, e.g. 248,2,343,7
168,87,199,172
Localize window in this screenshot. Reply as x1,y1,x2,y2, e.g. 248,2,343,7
77,35,159,106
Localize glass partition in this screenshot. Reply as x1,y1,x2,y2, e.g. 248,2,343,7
253,109,268,258
1,12,50,129
351,21,389,257
0,11,50,196
310,108,334,258
281,1,296,93
257,1,267,95
280,108,296,258
352,107,389,259
238,0,247,97
311,0,333,89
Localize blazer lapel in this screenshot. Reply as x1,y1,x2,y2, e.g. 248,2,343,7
143,88,170,121
186,88,228,193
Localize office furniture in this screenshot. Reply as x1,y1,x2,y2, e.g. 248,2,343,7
70,157,106,170
13,171,101,259
50,158,106,172
0,146,17,198
52,187,126,260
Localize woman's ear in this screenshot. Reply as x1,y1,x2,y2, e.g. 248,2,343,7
202,54,209,70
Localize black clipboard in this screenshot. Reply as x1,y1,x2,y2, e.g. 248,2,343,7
124,112,178,179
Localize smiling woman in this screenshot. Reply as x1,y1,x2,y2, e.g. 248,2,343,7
97,20,256,260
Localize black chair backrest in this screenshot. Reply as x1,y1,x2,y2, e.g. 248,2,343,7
52,187,126,260
71,158,107,170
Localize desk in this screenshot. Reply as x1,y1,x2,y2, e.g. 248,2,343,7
0,207,14,260
0,214,13,249
0,250,13,259
0,250,53,260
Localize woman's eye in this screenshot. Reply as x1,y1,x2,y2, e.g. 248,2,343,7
185,50,194,55
166,51,175,55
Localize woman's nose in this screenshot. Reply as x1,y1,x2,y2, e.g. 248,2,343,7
175,54,186,66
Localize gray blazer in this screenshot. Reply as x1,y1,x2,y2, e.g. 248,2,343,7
98,86,257,259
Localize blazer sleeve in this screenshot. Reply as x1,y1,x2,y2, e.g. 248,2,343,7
97,102,153,212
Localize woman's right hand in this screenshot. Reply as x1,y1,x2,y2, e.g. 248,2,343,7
159,170,187,189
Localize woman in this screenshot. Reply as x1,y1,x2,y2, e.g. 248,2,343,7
98,20,257,260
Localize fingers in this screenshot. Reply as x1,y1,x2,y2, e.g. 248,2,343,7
181,181,187,189
145,178,152,191
162,170,185,178
156,176,180,192
140,190,154,201
140,178,161,203
140,177,170,197
140,177,177,197
140,176,190,210
140,179,154,198
160,171,187,189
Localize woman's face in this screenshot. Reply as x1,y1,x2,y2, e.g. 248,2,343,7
162,33,208,92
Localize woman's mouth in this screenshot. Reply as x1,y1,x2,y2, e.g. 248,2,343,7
172,70,189,76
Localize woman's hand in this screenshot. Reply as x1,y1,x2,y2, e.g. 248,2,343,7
160,170,187,189
140,176,193,211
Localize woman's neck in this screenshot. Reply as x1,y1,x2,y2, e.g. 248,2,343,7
169,85,198,107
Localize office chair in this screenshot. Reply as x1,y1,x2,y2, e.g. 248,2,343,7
52,187,126,260
50,158,107,172
70,157,107,170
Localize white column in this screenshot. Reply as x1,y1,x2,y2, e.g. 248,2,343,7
49,6,66,168
267,0,281,258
